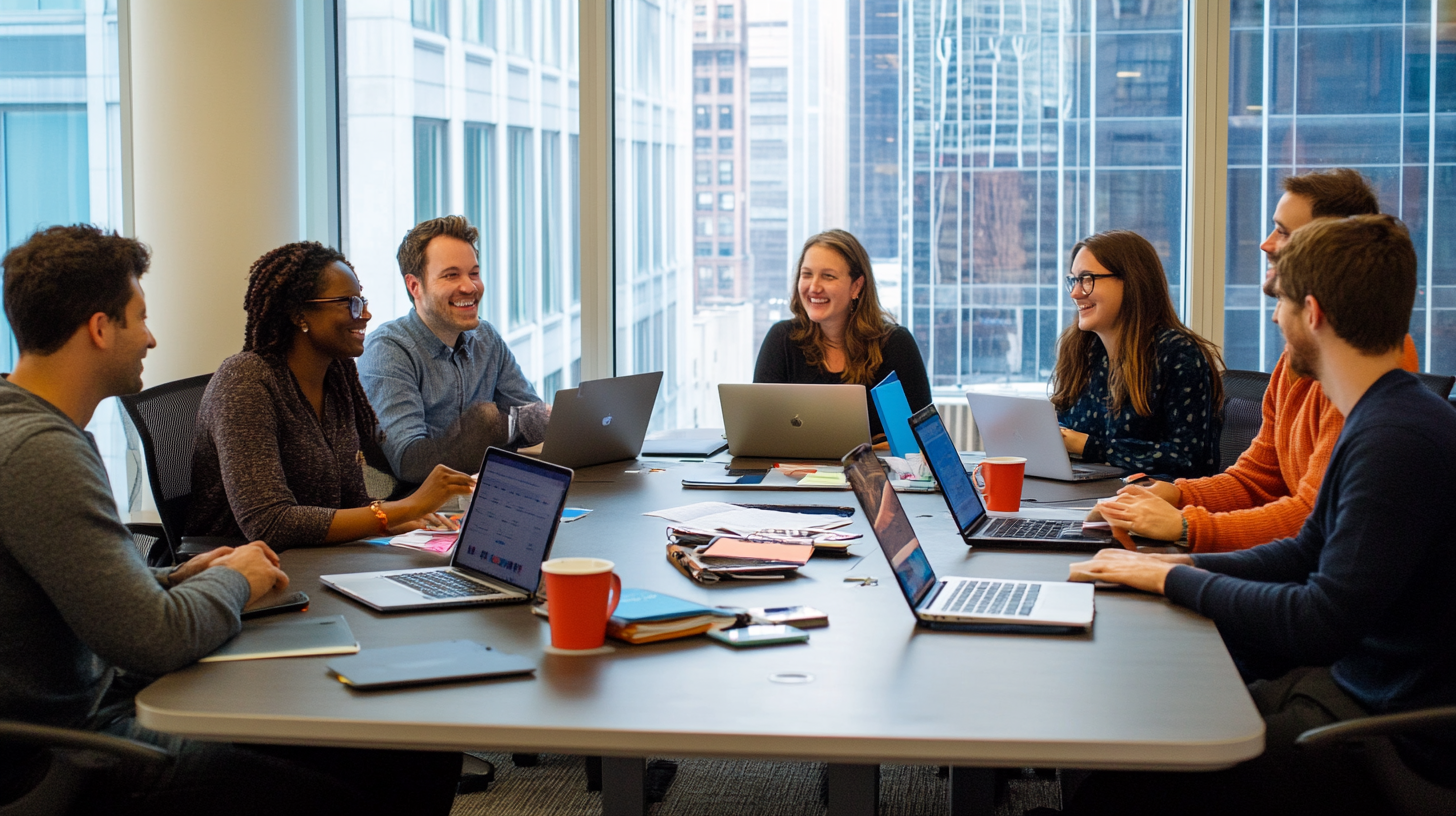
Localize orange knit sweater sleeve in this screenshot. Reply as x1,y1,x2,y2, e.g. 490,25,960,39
1174,335,1421,553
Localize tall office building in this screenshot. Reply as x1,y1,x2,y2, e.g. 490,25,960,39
845,0,900,262
690,0,748,308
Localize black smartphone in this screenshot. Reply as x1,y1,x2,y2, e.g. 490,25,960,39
240,590,310,620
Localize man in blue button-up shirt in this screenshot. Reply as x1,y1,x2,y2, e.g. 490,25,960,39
359,216,548,484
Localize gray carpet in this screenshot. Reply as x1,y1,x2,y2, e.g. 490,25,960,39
451,754,1062,816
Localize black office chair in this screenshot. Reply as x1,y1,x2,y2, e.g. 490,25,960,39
117,373,242,563
0,720,171,815
1297,708,1456,815
1218,369,1272,472
1414,372,1456,400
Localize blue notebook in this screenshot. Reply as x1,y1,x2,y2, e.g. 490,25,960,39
871,372,917,458
327,640,535,689
611,589,727,623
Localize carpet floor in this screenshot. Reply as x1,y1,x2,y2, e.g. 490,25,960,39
451,754,1062,816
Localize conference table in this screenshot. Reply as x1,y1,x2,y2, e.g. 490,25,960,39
136,456,1264,816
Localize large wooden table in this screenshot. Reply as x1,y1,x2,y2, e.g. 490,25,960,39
136,458,1263,815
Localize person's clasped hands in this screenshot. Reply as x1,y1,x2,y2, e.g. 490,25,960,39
1085,478,1184,541
169,541,289,604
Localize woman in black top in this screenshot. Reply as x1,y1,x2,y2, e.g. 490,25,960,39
753,229,931,439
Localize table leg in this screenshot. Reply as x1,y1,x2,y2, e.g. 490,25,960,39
826,763,880,816
947,767,996,816
600,756,646,816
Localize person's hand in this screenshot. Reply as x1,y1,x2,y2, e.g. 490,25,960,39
1059,426,1088,455
168,545,237,584
471,401,509,445
210,542,289,604
1067,549,1193,594
386,513,458,535
1097,485,1185,541
403,465,476,520
1117,478,1180,506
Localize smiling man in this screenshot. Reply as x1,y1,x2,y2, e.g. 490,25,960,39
359,216,548,485
1058,215,1456,815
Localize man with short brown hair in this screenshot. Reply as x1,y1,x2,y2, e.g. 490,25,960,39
1096,168,1420,551
359,216,548,484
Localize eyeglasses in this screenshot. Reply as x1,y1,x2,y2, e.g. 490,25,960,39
1063,273,1119,295
304,295,369,319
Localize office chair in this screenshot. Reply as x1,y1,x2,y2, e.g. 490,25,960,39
0,720,170,816
1297,707,1456,816
117,373,243,562
1414,372,1456,400
1218,369,1271,471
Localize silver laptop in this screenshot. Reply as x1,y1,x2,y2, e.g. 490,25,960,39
910,405,1118,552
537,371,662,468
719,383,870,460
842,444,1095,632
964,392,1125,482
321,448,572,612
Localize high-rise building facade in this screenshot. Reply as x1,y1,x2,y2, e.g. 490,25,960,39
690,0,748,309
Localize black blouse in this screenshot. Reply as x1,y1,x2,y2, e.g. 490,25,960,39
753,321,932,439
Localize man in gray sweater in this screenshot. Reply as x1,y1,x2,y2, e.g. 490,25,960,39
0,226,457,815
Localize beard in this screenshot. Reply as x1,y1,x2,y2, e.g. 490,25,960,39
1284,323,1319,380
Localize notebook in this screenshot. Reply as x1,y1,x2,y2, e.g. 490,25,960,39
870,372,917,457
909,404,1116,552
327,641,535,689
841,444,1095,633
963,392,1125,482
537,371,663,468
718,383,870,460
200,615,359,662
321,447,572,611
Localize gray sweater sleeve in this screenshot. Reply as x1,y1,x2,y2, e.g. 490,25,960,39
2,428,249,676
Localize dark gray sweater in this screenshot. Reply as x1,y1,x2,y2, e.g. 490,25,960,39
0,378,249,737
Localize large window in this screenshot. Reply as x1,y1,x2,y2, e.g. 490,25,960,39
1223,0,1456,373
345,1,579,390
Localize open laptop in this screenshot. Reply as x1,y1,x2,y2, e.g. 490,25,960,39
909,405,1117,552
537,371,662,469
719,383,870,459
842,443,1095,632
321,448,572,611
964,392,1125,482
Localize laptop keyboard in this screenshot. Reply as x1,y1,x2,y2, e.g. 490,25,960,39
982,517,1076,540
941,580,1040,617
385,571,505,599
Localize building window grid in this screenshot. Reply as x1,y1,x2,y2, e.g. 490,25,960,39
464,123,497,326
541,129,561,314
413,117,446,224
507,125,534,326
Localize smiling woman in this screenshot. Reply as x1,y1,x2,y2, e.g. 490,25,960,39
752,229,931,440
185,242,474,551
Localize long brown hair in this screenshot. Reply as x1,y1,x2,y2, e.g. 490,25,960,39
242,242,384,460
787,229,895,387
1049,231,1224,416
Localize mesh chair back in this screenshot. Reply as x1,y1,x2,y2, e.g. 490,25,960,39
1414,372,1456,400
1219,369,1271,472
117,374,213,552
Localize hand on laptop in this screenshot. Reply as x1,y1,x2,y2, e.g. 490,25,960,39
1059,426,1088,455
1067,549,1193,594
1097,485,1184,541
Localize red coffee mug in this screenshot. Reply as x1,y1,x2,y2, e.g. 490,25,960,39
541,558,622,650
971,456,1027,512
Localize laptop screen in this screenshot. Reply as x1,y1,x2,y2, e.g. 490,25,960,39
842,445,938,609
454,452,572,592
909,408,986,535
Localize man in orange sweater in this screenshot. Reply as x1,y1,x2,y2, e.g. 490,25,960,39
1096,168,1421,552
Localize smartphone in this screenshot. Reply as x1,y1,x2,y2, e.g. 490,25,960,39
748,606,828,628
706,624,809,648
240,590,310,620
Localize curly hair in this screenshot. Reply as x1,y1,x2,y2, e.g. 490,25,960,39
2,224,150,355
242,242,383,458
787,229,896,387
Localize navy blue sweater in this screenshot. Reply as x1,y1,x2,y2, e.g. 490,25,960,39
1165,369,1456,787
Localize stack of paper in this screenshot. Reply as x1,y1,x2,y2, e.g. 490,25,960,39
605,589,741,644
645,501,851,537
388,529,458,554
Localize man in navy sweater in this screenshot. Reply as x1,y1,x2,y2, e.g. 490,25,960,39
1060,214,1456,814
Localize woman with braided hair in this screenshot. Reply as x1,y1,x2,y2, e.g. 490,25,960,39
186,242,474,549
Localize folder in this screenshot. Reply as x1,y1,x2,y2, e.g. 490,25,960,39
871,372,917,458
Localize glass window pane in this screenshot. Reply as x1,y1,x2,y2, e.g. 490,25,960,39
1223,1,1455,372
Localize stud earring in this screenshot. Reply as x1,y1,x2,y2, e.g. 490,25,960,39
302,324,309,333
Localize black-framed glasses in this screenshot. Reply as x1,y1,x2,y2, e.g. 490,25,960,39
1063,273,1119,295
304,295,368,319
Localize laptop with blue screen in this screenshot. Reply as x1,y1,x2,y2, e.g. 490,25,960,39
321,447,572,611
841,443,1095,632
909,404,1114,552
